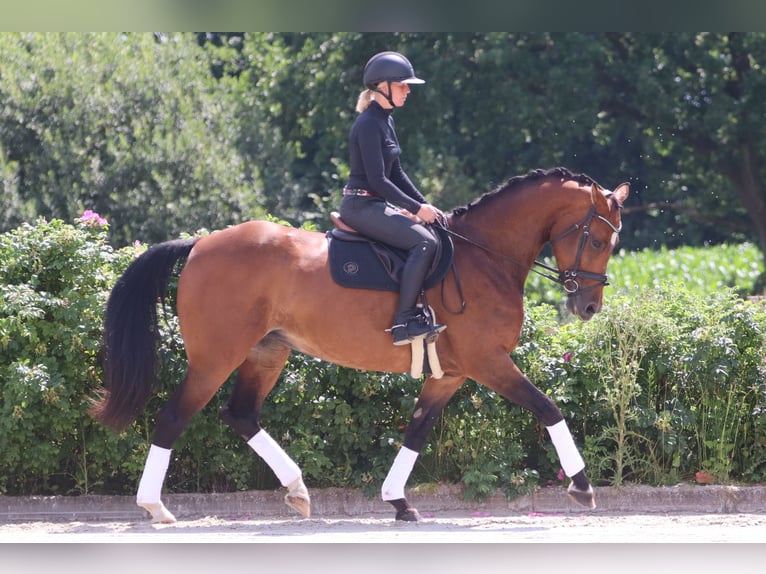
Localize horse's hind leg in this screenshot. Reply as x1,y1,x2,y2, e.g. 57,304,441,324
219,336,311,518
136,367,228,523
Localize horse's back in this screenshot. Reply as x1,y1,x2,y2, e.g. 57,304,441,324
175,220,413,374
180,221,333,308
204,223,322,277
189,220,325,262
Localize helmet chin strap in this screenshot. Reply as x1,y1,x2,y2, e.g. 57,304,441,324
372,81,397,108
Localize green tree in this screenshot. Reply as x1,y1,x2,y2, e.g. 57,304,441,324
232,32,765,290
2,31,766,287
594,33,766,287
0,32,266,246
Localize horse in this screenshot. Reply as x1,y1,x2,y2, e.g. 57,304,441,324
90,166,629,523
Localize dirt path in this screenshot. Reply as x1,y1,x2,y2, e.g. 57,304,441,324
2,510,765,542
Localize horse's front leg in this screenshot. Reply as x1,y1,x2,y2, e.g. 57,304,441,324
382,374,466,521
477,356,596,509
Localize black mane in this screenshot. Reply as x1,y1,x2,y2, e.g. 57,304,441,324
451,167,597,217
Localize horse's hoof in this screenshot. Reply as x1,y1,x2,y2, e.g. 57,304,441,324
285,494,311,518
567,483,596,509
138,501,177,524
388,498,422,521
285,477,311,518
395,507,422,521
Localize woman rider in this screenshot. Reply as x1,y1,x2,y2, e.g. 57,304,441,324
339,51,447,346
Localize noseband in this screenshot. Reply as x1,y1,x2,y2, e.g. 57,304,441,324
535,205,623,295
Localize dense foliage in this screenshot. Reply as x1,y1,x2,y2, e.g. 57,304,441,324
2,31,766,500
1,218,764,497
1,32,765,287
0,216,143,494
0,33,267,246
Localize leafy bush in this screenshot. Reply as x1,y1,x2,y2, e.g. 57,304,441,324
2,217,765,498
0,33,266,247
515,285,766,487
525,242,765,311
0,215,143,494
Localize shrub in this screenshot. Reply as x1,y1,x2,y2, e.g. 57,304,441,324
524,242,765,310
0,215,143,494
2,217,765,497
552,285,766,486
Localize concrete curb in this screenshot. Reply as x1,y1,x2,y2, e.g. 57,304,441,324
2,483,765,522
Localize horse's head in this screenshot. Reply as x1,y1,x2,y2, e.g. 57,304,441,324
549,181,629,320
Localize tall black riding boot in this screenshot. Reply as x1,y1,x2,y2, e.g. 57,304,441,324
389,242,446,346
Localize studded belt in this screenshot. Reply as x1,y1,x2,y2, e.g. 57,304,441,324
343,187,379,197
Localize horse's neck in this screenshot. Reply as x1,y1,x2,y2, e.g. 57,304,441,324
451,187,557,271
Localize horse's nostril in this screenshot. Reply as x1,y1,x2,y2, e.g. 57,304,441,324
585,303,600,317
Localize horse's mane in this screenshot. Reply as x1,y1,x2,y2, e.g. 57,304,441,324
451,167,596,217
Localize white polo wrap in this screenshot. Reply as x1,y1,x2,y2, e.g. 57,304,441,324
546,419,586,477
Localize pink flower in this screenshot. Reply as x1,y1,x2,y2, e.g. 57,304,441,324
79,210,108,227
557,468,565,481
563,352,573,363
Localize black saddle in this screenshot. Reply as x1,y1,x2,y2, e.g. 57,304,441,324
326,216,454,292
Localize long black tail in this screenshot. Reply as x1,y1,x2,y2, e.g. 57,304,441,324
90,239,197,431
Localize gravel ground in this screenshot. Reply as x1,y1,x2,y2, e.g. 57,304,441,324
2,510,766,543
3,489,766,574
2,484,766,546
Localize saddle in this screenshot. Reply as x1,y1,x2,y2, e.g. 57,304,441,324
326,212,454,292
326,212,454,380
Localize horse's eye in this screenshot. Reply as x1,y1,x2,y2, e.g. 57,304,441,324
591,239,604,250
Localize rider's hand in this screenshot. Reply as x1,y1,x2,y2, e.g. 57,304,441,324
416,204,442,224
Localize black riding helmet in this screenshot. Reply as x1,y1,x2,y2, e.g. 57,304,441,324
363,51,425,107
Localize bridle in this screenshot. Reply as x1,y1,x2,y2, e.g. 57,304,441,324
533,204,623,294
436,198,622,312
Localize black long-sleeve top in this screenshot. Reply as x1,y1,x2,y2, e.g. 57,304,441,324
345,101,427,214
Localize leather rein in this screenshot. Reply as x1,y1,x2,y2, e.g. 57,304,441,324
435,200,622,314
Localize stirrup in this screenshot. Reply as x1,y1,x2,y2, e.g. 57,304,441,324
389,315,445,346
425,322,447,343
390,322,425,346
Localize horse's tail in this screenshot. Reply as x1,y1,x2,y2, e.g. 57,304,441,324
89,238,197,431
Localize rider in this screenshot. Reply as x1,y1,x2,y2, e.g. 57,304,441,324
339,51,446,346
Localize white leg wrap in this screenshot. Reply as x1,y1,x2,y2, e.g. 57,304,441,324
381,446,418,501
546,419,586,477
248,429,301,487
136,444,171,504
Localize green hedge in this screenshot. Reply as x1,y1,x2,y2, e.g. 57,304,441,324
0,215,146,494
2,217,765,497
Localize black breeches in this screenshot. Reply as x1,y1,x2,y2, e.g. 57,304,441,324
339,196,437,318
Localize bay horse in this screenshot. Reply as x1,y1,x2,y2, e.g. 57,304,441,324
90,166,629,523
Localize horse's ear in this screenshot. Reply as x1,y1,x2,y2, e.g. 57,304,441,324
591,182,630,209
590,182,608,208
612,182,630,206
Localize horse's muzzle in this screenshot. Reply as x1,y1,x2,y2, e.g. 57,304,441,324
567,292,602,321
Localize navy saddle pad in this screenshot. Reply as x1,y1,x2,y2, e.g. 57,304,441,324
327,224,454,292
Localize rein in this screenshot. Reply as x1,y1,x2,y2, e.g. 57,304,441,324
435,203,622,313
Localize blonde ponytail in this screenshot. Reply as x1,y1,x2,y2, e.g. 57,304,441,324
355,89,375,113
